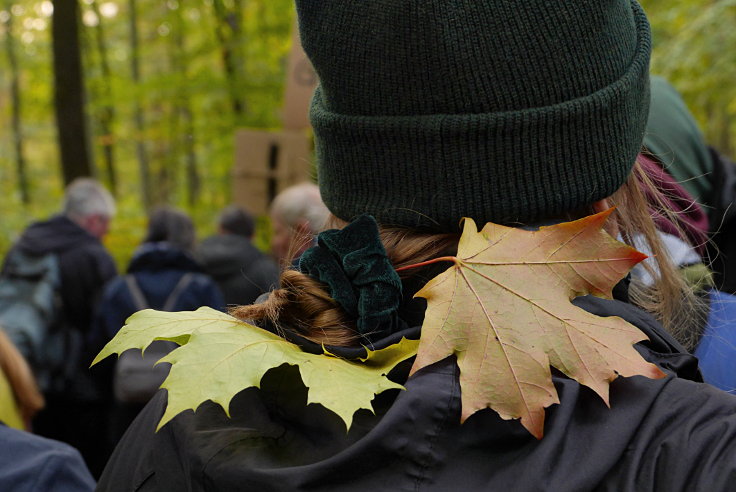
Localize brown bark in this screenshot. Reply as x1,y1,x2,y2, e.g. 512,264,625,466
171,3,200,205
89,0,118,195
128,0,152,207
212,0,246,117
3,7,29,204
52,0,94,184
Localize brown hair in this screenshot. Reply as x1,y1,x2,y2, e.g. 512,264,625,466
231,225,459,346
234,162,704,350
610,162,706,350
0,330,44,429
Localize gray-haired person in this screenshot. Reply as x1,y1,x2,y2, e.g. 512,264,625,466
1,177,117,477
269,182,329,267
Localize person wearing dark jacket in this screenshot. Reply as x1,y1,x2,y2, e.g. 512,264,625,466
3,178,117,364
1,178,117,477
90,206,225,466
198,205,278,306
6,217,116,341
93,243,225,345
97,296,732,491
99,1,736,490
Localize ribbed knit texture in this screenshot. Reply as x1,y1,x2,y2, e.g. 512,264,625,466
297,0,652,231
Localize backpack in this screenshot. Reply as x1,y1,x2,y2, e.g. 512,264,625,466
0,250,75,394
113,273,194,404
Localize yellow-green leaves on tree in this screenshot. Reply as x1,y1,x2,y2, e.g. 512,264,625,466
410,210,666,439
93,307,418,431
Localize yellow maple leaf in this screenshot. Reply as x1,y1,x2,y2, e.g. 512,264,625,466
93,308,419,431
409,210,666,439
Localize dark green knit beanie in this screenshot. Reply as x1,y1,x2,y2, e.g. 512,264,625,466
296,0,652,232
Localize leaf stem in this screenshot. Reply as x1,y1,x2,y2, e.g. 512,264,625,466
395,256,457,272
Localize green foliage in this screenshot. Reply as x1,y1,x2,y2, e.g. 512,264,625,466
0,0,294,265
642,0,736,154
93,307,419,430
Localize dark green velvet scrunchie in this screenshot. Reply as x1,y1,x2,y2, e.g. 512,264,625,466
298,215,404,340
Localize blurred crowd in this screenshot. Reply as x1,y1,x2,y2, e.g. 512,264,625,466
0,178,329,484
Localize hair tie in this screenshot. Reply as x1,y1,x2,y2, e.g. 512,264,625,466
299,215,404,340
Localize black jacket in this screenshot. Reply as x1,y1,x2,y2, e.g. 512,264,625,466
98,295,736,491
3,215,117,334
197,234,279,306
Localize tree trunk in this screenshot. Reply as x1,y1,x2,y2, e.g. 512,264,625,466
129,0,151,208
52,0,94,184
89,0,118,195
3,6,29,204
212,0,246,117
153,102,173,205
171,3,200,205
182,105,200,207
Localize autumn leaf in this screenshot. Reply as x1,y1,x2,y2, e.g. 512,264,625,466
93,307,419,430
409,210,665,439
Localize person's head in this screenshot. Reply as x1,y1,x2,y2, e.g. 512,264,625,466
269,182,329,264
62,178,116,239
237,1,699,348
218,205,255,238
144,206,196,253
299,0,651,232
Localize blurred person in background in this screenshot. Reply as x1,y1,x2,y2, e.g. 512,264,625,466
270,182,330,268
0,177,117,477
198,205,279,306
644,76,736,295
90,206,224,460
639,75,736,392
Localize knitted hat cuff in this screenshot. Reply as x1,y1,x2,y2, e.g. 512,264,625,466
311,1,651,231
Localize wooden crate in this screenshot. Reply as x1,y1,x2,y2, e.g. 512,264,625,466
231,129,312,216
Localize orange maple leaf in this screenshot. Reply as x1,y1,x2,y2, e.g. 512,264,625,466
408,209,666,439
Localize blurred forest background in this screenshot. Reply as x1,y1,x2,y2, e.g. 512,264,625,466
0,0,733,268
